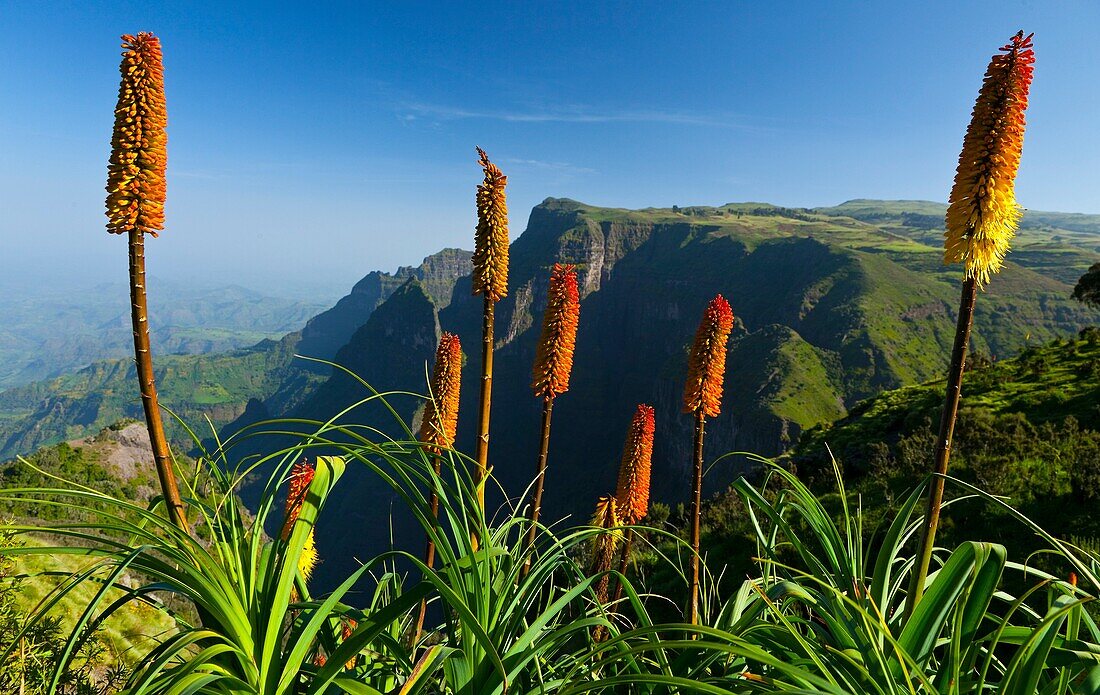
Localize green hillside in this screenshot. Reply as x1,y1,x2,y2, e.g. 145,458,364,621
632,329,1100,605
786,328,1100,556
0,334,318,458
816,199,1100,285
0,422,180,685
0,250,472,460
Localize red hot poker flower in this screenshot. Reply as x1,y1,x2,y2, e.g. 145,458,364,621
472,147,510,302
418,332,463,451
532,264,581,400
615,404,655,525
106,33,168,237
944,32,1034,287
683,295,734,417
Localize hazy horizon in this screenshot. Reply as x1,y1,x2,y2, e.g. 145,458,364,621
3,1,1100,293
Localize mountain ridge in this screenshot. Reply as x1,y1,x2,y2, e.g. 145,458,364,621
225,198,1095,587
0,279,328,390
0,199,1095,574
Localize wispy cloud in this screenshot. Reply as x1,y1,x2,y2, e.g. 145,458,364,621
501,158,597,176
398,102,760,129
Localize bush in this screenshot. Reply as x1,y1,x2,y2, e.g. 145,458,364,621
0,532,123,695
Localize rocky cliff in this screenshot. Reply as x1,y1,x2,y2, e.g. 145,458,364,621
264,199,1094,588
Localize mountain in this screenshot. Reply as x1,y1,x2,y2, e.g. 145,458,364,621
294,248,471,369
0,279,328,390
0,198,1095,588
227,198,1095,587
0,250,472,459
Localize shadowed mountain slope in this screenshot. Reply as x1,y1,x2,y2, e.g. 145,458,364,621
240,198,1094,587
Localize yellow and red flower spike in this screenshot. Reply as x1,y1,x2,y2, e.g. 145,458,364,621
418,332,462,451
615,404,655,525
590,495,621,607
281,460,318,581
944,31,1035,287
683,295,734,417
592,495,621,535
106,33,167,237
532,264,581,400
472,147,510,302
590,496,623,561
298,531,318,582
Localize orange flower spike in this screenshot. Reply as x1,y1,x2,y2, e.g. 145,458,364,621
945,32,1035,287
615,404,655,525
683,295,734,417
472,147,510,302
106,33,167,236
281,460,318,581
281,460,315,539
418,333,463,450
532,264,581,400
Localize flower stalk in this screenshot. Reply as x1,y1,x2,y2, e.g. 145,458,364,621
471,147,509,547
524,264,580,570
411,332,462,645
682,295,733,624
589,495,621,642
907,32,1034,619
612,404,655,604
105,33,186,532
281,460,318,583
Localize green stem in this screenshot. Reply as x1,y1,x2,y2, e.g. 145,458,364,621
473,296,495,548
410,453,443,647
128,229,188,532
688,410,705,626
905,276,978,621
521,398,554,579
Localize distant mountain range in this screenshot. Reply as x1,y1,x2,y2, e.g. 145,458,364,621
1,198,1096,587
0,279,327,389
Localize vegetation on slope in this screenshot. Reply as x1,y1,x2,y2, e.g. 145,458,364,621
789,328,1100,570
0,424,181,693
4,403,1098,694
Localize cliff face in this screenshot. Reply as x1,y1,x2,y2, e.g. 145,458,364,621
295,248,471,364
283,199,1093,590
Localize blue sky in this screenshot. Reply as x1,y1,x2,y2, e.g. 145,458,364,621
1,1,1098,294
